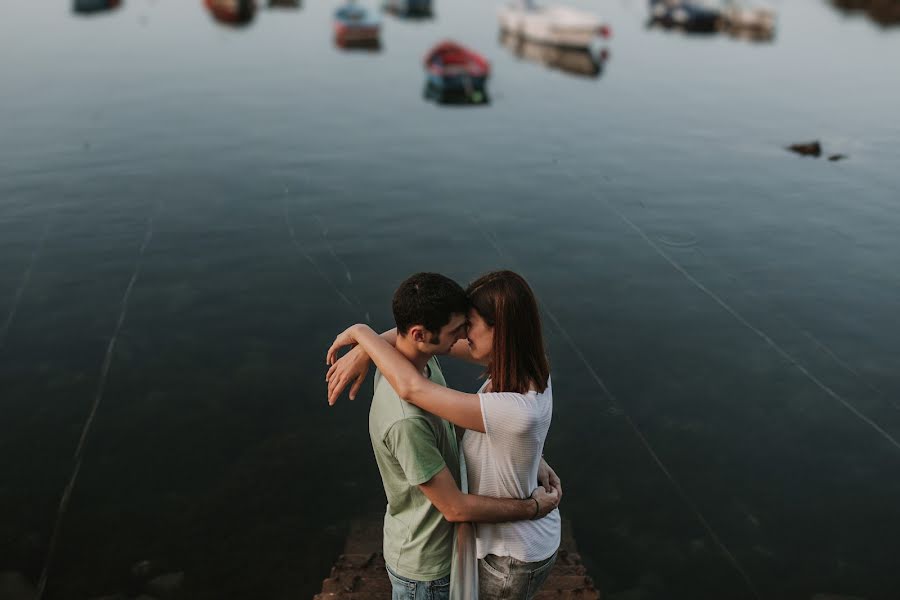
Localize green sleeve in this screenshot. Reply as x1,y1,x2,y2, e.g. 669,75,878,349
384,417,447,486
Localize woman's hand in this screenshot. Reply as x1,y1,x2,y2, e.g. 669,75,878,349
326,324,366,366
326,345,371,405
530,485,560,519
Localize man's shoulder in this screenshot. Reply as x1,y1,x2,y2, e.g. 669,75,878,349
371,372,436,430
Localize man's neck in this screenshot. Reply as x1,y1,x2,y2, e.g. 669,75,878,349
394,335,432,374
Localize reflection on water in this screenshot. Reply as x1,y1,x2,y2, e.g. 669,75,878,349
499,31,606,78
335,37,383,51
72,0,121,15
422,81,491,105
204,0,256,26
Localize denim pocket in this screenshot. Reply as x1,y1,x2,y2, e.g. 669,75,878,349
386,566,416,600
480,554,508,579
525,551,558,598
478,554,510,598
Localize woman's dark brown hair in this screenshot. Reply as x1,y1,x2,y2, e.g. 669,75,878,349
466,270,550,394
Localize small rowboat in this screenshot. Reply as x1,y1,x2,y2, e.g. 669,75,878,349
424,41,490,95
334,3,381,46
498,1,611,51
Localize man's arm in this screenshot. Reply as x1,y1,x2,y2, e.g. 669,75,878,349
418,467,559,524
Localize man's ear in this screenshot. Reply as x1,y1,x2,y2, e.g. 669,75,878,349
408,325,426,344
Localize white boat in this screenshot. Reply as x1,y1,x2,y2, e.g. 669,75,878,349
497,1,611,50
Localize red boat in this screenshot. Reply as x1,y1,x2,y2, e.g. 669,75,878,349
424,41,491,88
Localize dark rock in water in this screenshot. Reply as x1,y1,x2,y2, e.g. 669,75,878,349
830,0,900,26
88,595,128,600
828,154,848,161
0,571,36,600
146,572,185,598
787,141,822,157
810,595,868,600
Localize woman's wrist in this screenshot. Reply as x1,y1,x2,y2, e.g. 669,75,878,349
351,323,374,343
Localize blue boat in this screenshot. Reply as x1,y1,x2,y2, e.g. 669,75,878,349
649,0,722,32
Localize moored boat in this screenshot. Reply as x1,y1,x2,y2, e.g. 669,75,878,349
334,3,381,47
648,0,721,32
498,1,611,50
423,40,490,103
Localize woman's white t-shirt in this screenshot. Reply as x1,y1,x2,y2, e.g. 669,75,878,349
461,377,561,562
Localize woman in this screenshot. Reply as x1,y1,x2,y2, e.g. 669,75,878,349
326,270,561,599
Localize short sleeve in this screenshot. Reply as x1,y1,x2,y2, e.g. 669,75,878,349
478,392,539,441
384,417,447,486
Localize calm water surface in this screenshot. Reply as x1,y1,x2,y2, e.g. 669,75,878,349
1,1,899,599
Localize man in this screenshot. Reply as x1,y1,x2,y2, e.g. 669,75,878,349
326,272,561,599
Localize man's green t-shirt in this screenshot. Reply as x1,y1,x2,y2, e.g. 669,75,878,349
369,357,460,581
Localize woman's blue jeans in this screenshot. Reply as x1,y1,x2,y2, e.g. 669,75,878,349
477,550,558,599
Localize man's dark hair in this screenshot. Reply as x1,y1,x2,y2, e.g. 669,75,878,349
392,273,469,338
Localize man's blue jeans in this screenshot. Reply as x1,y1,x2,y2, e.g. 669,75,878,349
386,564,450,600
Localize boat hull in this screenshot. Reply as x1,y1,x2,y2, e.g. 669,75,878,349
500,31,604,78
334,22,381,42
497,4,607,50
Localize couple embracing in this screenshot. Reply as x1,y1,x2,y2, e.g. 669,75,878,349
326,271,562,599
